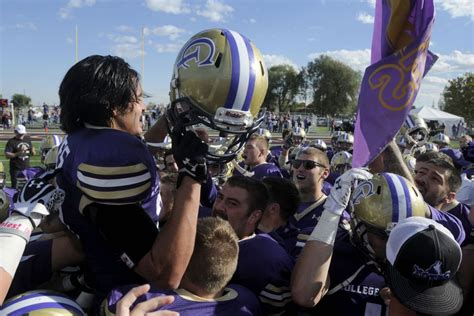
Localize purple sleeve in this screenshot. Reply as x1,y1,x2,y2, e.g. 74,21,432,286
200,173,217,208
429,205,466,245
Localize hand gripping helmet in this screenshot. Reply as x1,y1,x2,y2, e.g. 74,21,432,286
40,135,62,163
167,28,268,163
1,290,85,315
402,154,417,175
431,132,450,146
349,173,427,265
401,113,429,146
310,139,327,152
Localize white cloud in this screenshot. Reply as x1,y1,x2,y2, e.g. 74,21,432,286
362,0,376,8
155,43,182,53
59,0,96,19
117,25,134,33
424,76,449,85
112,43,142,59
356,12,374,24
112,35,138,44
149,25,185,40
145,0,190,14
435,0,474,21
263,54,299,71
249,18,256,23
197,0,233,22
431,50,474,74
308,49,371,72
0,22,37,32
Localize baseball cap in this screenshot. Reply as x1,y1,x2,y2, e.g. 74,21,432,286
386,217,463,315
14,124,27,134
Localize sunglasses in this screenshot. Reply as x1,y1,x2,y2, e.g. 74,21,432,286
292,159,328,170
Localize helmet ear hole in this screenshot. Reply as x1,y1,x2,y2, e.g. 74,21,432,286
214,53,222,68
376,185,382,195
259,61,265,76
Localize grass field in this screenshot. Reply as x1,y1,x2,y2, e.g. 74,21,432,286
0,140,43,187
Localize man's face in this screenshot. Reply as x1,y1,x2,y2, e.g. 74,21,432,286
414,161,451,208
243,139,263,166
293,153,328,193
112,85,145,136
212,183,253,239
460,136,471,149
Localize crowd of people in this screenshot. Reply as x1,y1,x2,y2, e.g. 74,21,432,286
0,28,473,316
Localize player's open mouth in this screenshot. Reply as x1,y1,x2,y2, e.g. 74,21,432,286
296,174,306,180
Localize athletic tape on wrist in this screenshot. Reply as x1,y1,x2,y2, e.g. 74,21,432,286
308,210,341,246
0,215,34,242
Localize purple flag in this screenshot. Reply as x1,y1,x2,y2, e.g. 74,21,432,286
353,0,438,167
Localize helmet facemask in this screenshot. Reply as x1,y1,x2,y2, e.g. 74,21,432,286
166,97,264,163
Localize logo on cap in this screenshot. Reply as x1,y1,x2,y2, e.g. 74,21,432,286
412,260,451,281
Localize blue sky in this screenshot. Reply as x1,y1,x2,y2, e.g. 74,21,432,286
1,0,473,109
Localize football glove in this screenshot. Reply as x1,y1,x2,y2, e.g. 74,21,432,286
172,130,208,186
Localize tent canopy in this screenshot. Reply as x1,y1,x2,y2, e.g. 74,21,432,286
411,107,464,137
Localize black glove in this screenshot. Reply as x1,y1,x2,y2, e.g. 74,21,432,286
13,169,65,228
172,131,208,187
283,133,294,150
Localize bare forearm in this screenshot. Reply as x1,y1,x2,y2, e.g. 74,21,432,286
5,152,16,159
0,269,13,304
291,240,332,307
144,116,168,155
382,141,414,183
138,177,200,288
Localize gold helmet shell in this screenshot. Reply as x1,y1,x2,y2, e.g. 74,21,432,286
40,135,62,163
431,132,450,146
351,173,427,232
0,190,10,223
44,146,59,170
330,151,352,174
167,28,268,163
401,113,429,146
3,290,85,315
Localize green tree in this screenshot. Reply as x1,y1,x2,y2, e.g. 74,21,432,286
303,55,361,116
11,94,32,108
441,73,474,124
262,64,300,112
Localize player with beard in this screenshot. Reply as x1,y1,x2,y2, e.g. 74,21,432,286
213,176,294,315
234,135,282,180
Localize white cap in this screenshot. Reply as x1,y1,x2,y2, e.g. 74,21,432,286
14,124,27,134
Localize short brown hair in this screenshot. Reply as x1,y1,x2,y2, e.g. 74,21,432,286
416,151,461,192
184,217,239,294
298,147,329,169
248,134,269,152
226,176,269,215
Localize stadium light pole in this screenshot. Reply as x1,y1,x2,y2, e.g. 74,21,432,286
141,27,145,86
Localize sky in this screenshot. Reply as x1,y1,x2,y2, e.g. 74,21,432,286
1,0,473,110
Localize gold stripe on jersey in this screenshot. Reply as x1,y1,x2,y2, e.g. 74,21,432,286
77,181,151,201
264,284,290,293
259,295,293,307
78,162,148,176
78,195,94,214
293,194,327,222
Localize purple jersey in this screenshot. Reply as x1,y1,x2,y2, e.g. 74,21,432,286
288,197,327,230
233,162,282,180
104,284,262,316
429,205,465,245
7,238,53,298
17,167,44,181
312,229,387,315
233,233,294,314
322,180,332,195
56,127,161,300
445,202,473,245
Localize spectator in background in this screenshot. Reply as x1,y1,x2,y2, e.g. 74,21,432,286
4,124,35,188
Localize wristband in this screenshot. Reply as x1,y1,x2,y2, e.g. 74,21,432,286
308,210,341,246
0,215,34,241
